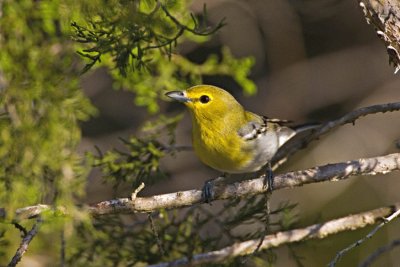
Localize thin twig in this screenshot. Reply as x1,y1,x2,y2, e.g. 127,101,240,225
131,182,145,200
148,213,165,257
7,218,42,267
145,3,225,51
147,202,400,267
242,192,272,264
160,4,225,36
12,205,65,220
10,152,400,220
60,229,65,267
12,222,27,237
328,208,400,267
358,239,400,267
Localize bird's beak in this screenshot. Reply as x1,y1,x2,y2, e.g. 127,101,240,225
165,91,191,103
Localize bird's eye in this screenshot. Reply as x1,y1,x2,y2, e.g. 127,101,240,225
199,95,210,104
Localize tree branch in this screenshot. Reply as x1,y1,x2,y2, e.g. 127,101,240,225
359,239,400,267
273,102,400,165
86,152,400,214
11,152,400,220
147,202,400,267
7,218,42,267
328,207,400,266
358,0,400,73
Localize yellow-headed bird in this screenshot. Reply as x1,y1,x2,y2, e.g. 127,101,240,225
166,85,306,202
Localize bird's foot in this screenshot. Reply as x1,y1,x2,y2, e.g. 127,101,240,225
263,165,274,193
202,180,215,204
202,175,226,204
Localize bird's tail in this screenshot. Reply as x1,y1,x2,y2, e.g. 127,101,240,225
292,122,322,134
272,122,322,166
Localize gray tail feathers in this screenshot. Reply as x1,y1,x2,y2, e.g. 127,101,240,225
272,122,321,165
289,122,321,145
277,122,321,147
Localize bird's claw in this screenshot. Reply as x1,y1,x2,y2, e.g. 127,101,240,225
263,168,274,192
202,180,215,204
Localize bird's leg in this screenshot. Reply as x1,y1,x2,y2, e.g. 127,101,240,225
202,173,227,204
263,162,274,192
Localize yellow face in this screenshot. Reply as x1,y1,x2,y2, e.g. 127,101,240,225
165,85,251,173
166,85,241,121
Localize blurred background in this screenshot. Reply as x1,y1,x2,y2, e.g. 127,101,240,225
77,0,400,266
0,0,400,267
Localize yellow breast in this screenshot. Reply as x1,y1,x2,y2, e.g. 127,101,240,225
191,118,252,173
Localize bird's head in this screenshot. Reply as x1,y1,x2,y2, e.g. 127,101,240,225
165,85,243,121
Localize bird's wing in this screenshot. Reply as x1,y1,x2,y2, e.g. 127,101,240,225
237,116,266,141
262,117,292,125
237,114,295,145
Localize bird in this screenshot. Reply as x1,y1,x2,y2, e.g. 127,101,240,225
165,85,311,202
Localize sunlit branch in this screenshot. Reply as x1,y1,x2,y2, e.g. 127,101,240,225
10,152,400,220
148,202,400,267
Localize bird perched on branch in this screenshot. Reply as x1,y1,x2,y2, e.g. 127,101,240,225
166,85,314,202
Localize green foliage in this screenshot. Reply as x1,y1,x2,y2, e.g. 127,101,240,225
68,209,217,266
71,1,255,113
0,0,94,214
71,1,225,75
0,0,97,260
89,114,183,193
0,227,9,258
225,197,298,232
0,0,291,266
68,197,299,266
107,47,256,113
